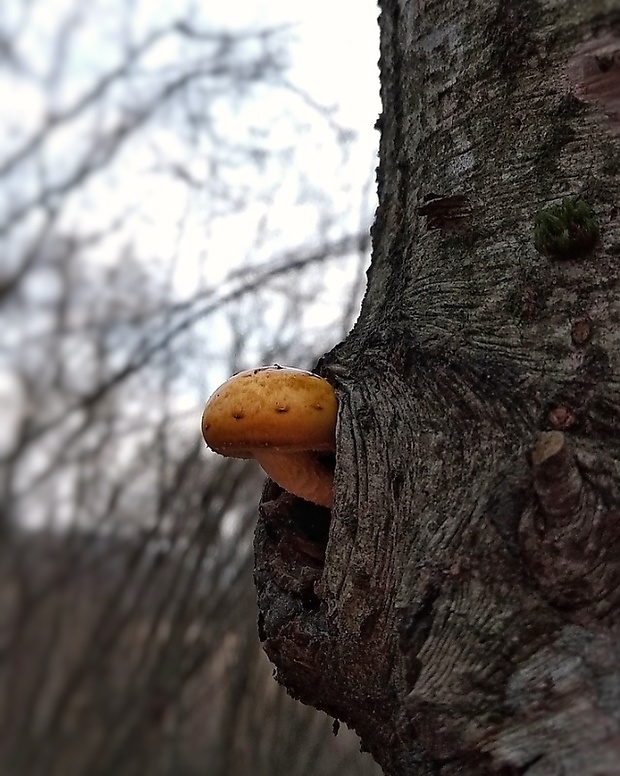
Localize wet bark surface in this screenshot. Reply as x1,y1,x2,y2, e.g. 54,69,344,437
255,2,620,774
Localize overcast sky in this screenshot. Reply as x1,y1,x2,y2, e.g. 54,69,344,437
0,0,381,464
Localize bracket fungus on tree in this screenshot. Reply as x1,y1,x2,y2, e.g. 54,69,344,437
201,365,338,508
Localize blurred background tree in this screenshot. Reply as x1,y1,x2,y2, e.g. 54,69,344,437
0,0,381,773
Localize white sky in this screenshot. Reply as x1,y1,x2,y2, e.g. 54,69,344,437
0,0,381,471
2,0,380,270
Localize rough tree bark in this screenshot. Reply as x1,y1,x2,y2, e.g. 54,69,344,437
254,2,620,774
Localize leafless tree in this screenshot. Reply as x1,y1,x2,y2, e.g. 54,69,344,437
0,1,379,774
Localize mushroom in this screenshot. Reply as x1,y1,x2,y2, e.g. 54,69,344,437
201,365,337,508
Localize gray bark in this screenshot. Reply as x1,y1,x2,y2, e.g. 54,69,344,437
255,2,620,774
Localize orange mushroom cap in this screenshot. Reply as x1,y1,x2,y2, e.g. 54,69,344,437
202,365,337,457
201,366,337,507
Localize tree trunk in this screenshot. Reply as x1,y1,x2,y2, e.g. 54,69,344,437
254,2,620,774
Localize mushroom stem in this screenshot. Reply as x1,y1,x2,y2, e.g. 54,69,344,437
254,450,334,508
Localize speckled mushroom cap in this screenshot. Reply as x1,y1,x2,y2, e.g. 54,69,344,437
201,366,337,458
